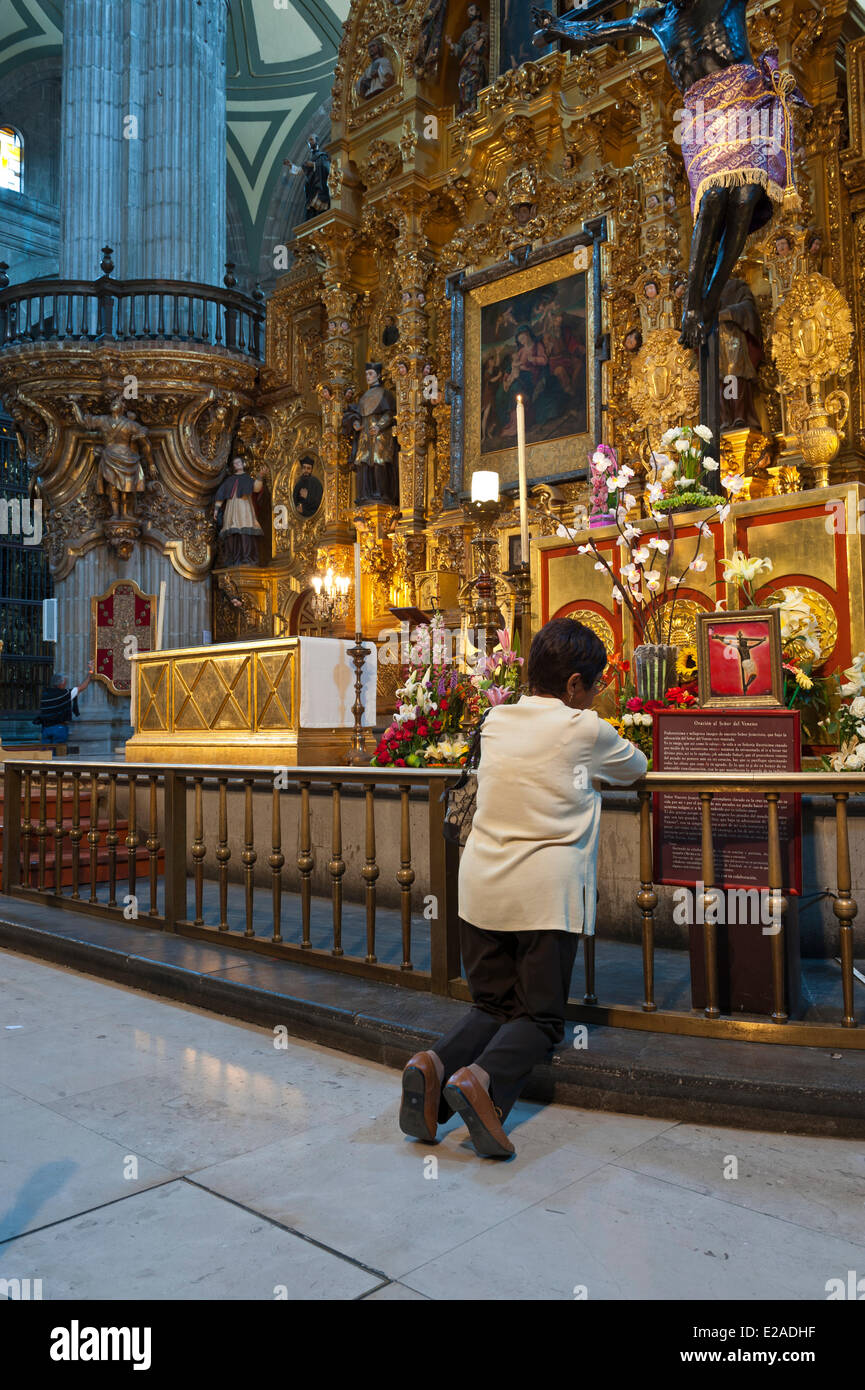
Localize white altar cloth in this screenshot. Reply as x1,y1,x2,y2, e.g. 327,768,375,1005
298,637,377,728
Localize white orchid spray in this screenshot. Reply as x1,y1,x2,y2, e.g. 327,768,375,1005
564,430,742,647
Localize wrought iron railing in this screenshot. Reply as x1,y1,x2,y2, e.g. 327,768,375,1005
0,761,861,1044
0,275,265,361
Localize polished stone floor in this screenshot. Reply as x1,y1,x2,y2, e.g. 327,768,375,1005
1,949,863,1301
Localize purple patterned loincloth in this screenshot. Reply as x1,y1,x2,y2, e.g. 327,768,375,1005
678,50,804,232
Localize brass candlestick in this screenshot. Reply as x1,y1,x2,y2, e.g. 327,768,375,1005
508,558,533,683
462,496,504,656
346,632,373,765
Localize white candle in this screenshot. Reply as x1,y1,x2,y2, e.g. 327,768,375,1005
471,470,500,503
354,540,362,634
155,580,166,650
516,394,529,563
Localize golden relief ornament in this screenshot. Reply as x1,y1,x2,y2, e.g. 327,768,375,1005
764,585,838,665
626,327,699,441
771,271,855,482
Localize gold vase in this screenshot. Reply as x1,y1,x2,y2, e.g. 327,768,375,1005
798,390,848,488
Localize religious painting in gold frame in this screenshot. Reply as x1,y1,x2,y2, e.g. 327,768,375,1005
91,579,157,696
462,247,596,493
696,608,784,709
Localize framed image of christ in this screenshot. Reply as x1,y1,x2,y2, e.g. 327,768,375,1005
696,608,784,708
448,238,600,499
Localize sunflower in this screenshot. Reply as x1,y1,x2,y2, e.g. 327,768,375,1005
676,645,698,682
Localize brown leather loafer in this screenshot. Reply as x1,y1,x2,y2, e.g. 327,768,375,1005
443,1067,515,1158
399,1051,441,1142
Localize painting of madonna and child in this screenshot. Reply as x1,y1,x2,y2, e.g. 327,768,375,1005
480,271,588,456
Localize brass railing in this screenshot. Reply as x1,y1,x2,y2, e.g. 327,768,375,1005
0,760,461,993
0,760,862,1044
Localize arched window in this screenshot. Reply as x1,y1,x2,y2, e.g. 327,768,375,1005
0,127,22,193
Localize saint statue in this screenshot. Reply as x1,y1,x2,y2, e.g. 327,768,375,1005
533,2,806,349
718,277,772,435
70,396,154,520
447,4,489,113
415,0,449,80
351,363,399,506
214,456,266,567
299,135,331,220
356,40,395,99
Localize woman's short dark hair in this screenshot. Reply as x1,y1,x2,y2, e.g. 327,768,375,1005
527,618,607,697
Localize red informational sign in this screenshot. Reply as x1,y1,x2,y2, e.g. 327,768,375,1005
653,707,802,894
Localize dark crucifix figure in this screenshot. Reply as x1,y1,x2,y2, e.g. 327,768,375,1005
532,0,804,349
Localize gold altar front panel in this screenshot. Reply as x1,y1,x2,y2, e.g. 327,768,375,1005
127,637,359,766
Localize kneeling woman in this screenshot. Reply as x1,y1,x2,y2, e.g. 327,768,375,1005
400,618,648,1158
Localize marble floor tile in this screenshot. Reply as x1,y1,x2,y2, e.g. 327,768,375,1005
2,1179,379,1300
611,1122,865,1247
401,1163,865,1301
0,1091,174,1240
362,1280,431,1300
49,1069,352,1174
193,1108,611,1279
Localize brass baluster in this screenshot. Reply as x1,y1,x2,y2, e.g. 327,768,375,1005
216,778,229,930
21,769,32,888
398,783,415,971
70,771,82,900
53,770,64,896
242,778,256,937
106,772,119,907
637,785,657,1012
330,781,344,955
298,780,312,947
126,774,138,904
269,783,284,944
765,790,788,1024
699,790,720,1019
37,770,48,890
833,790,858,1028
88,772,100,903
147,775,159,915
363,782,379,963
192,777,205,926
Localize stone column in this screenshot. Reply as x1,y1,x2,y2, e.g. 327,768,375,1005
56,548,210,759
59,0,126,279
140,0,226,284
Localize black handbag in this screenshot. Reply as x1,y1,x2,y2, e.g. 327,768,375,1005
440,714,488,847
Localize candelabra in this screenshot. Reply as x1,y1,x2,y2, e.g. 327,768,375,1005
507,559,533,683
462,471,504,657
310,561,350,630
346,632,372,765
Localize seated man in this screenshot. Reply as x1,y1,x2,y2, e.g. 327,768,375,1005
35,663,93,745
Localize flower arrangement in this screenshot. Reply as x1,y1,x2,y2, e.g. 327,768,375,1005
819,654,865,770
647,424,723,514
371,618,523,767
602,648,696,766
589,443,618,522
571,426,741,648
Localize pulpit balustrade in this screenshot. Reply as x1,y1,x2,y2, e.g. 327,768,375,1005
1,760,862,1045
0,277,265,361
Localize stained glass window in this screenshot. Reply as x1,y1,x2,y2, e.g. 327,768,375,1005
0,127,22,193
